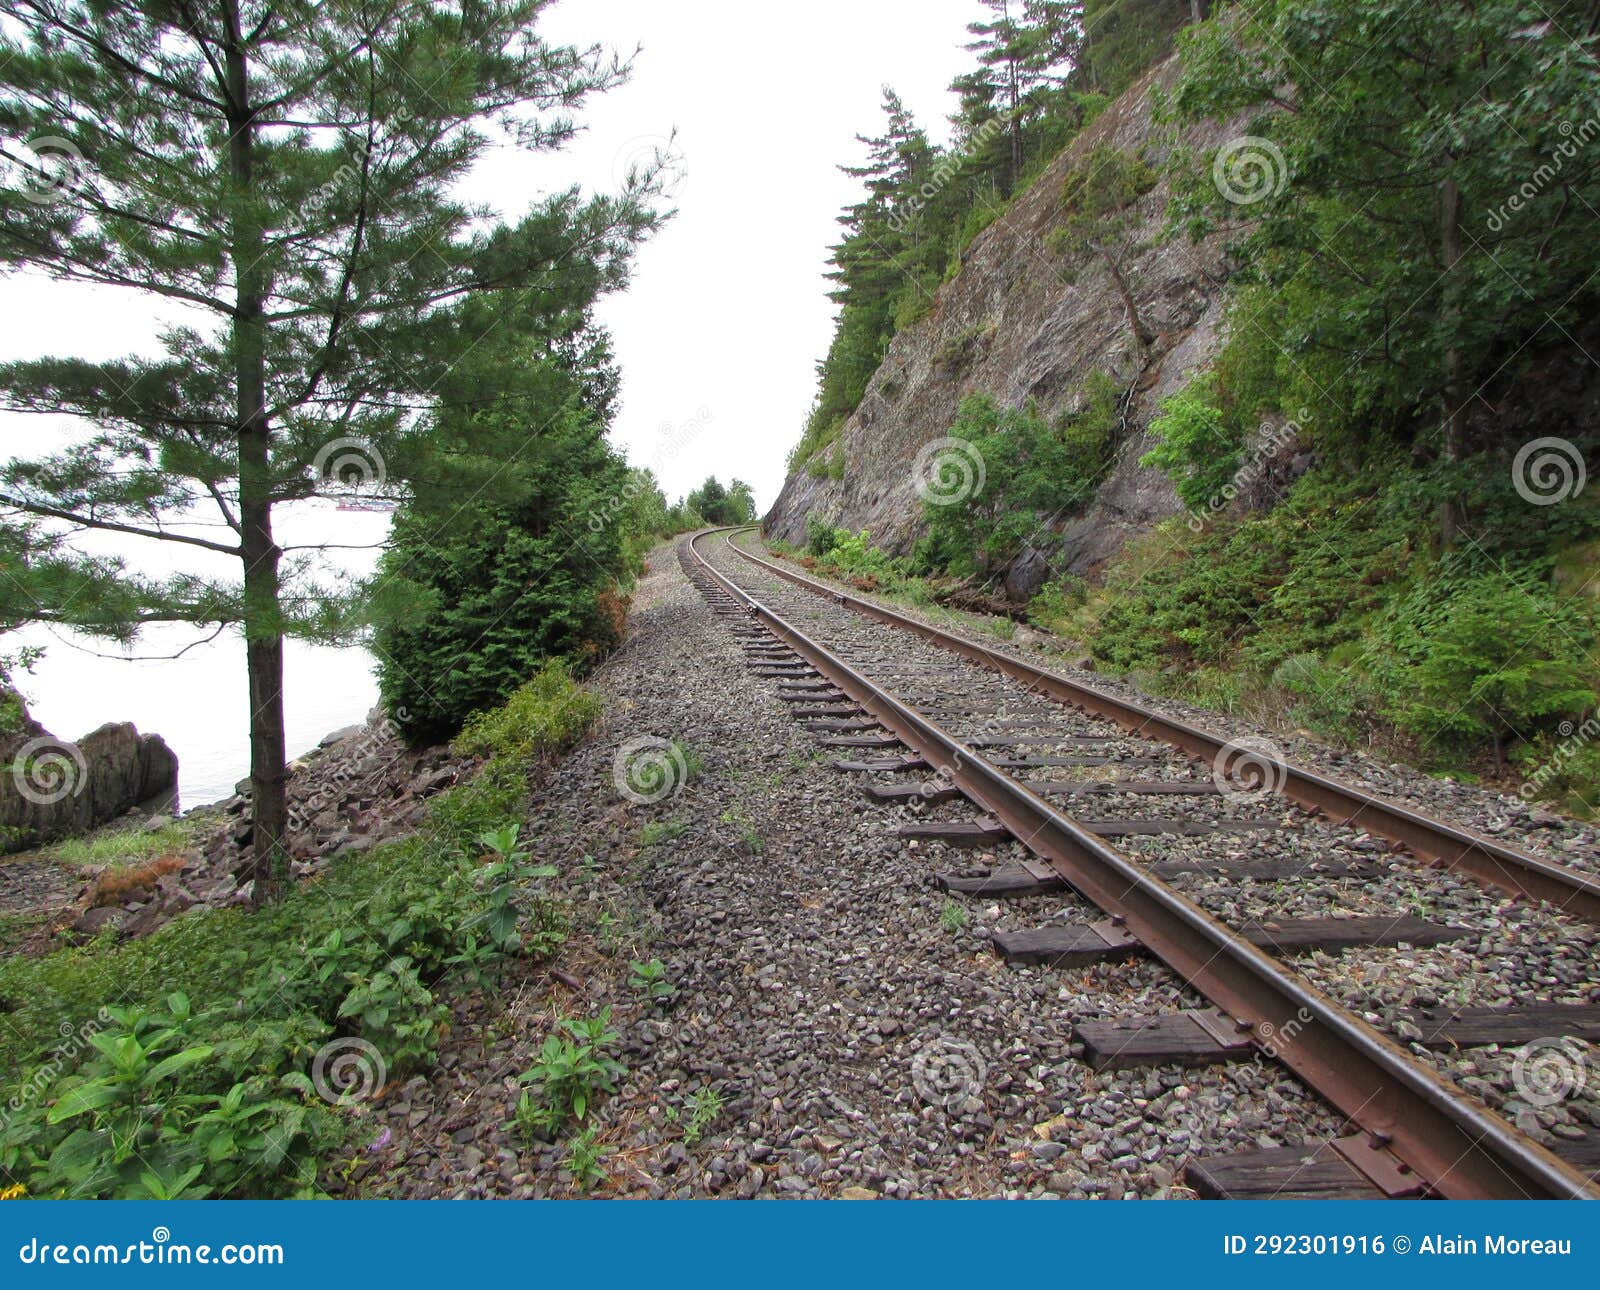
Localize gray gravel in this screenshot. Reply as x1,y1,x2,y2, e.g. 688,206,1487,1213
352,538,1348,1199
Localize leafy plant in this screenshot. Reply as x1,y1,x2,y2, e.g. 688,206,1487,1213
939,899,969,934
464,825,562,957
682,1085,724,1147
562,1125,609,1192
627,958,674,1003
514,1009,627,1139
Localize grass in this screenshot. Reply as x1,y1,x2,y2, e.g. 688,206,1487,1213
29,820,192,870
638,819,687,849
939,898,969,934
0,656,604,1197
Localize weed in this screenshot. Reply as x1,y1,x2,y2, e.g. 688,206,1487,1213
682,1085,724,1146
627,958,674,1003
514,1008,626,1139
563,1125,609,1192
939,899,969,933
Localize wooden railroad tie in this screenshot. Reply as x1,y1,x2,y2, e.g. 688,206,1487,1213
993,915,1467,968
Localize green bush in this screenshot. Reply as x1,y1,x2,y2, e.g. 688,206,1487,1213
917,389,1118,578
0,670,589,1197
454,659,601,764
1364,568,1597,756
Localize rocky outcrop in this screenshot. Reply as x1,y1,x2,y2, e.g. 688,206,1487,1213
57,708,471,943
766,57,1246,575
0,699,178,854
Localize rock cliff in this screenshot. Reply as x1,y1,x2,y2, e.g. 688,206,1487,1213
766,57,1245,575
0,700,178,853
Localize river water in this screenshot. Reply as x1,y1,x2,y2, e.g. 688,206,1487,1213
6,503,392,808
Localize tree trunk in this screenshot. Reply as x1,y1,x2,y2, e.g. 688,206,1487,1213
1439,170,1465,549
224,1,290,904
1097,244,1154,348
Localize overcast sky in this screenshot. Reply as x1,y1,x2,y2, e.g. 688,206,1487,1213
532,0,980,510
0,0,980,516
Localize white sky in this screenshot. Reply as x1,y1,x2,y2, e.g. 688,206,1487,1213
0,2,983,794
531,0,980,510
0,0,980,515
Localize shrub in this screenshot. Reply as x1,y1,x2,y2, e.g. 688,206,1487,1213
454,660,601,764
1365,567,1597,757
918,389,1118,578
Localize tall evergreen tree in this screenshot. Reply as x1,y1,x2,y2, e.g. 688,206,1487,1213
0,1,660,901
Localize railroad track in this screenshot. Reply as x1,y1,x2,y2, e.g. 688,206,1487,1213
682,527,1600,1200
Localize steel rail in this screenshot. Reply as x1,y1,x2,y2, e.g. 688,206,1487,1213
720,527,1600,923
687,528,1598,1200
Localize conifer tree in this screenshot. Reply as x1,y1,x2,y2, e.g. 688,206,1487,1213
0,1,660,901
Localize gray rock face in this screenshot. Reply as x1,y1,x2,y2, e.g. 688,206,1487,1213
0,704,179,853
765,57,1248,575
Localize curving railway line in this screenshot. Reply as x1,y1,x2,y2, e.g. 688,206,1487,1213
682,526,1600,1201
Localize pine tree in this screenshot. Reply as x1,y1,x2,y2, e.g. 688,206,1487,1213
0,2,660,901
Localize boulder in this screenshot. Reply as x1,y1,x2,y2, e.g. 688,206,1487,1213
0,706,179,854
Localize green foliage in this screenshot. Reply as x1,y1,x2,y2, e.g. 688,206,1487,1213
514,1010,627,1139
453,660,601,765
0,3,660,896
562,1125,609,1192
684,477,757,526
917,390,1119,577
681,1085,725,1147
939,899,969,934
806,515,846,558
791,8,1183,473
465,826,561,958
627,958,674,1003
1364,568,1597,755
0,677,575,1197
0,994,339,1200
1141,375,1244,510
1168,1,1600,464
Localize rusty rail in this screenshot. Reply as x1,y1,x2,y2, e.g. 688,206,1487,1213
721,527,1600,923
687,528,1598,1200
